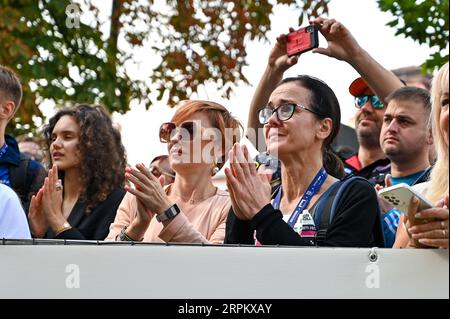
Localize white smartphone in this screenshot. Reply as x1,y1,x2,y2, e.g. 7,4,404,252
378,183,433,215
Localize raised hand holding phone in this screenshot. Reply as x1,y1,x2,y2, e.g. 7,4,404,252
268,31,300,73
310,17,363,62
286,25,319,57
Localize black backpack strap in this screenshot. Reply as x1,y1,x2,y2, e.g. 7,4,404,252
313,180,342,245
313,176,371,246
9,153,31,206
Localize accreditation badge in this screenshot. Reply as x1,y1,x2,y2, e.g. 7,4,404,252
297,210,317,238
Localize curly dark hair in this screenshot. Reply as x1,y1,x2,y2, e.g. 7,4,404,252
43,104,127,212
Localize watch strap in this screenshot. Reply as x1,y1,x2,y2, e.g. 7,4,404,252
156,204,180,223
118,226,142,241
53,222,72,237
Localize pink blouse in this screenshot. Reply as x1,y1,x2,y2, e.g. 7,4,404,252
106,188,230,244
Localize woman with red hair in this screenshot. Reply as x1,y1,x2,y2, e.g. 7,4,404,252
107,100,242,243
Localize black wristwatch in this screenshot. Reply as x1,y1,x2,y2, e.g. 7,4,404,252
156,203,181,223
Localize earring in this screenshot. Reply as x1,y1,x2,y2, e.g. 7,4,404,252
212,158,220,175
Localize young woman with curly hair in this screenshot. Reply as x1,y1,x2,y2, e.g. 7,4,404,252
28,104,127,240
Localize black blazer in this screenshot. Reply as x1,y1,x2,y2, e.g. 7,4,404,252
45,187,125,240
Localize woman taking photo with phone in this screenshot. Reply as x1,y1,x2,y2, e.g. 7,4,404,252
107,100,242,243
28,104,127,240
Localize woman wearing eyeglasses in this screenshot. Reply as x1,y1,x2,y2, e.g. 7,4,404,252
247,18,404,188
107,100,242,243
225,76,384,246
224,33,385,247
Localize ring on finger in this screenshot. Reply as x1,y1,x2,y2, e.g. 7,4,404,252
55,181,63,191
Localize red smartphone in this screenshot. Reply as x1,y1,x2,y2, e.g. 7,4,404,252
286,25,319,57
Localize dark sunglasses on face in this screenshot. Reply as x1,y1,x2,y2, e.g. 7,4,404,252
159,121,197,143
355,95,384,109
258,103,325,125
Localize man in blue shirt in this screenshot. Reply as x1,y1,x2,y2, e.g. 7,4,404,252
0,65,45,214
378,87,434,247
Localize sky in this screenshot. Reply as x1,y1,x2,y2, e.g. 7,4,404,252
41,0,434,166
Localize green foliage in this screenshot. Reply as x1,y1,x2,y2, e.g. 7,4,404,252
377,0,449,73
1,0,328,137
1,0,150,136
2,0,448,138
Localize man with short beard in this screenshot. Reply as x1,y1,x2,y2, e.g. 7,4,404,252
341,77,391,185
381,87,433,186
378,86,433,247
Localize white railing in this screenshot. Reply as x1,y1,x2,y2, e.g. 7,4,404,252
0,241,448,299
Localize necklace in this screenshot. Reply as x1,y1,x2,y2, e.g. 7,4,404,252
168,185,218,204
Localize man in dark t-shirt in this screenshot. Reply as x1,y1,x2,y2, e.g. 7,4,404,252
340,77,391,186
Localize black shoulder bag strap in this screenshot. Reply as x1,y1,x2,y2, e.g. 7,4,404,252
9,153,31,204
313,176,370,246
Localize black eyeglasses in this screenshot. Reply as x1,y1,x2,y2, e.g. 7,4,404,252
258,103,325,125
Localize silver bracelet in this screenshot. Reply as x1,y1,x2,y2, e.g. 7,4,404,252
117,226,142,242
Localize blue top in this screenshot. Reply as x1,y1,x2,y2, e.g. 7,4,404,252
0,135,46,211
390,170,429,187
0,142,11,187
0,183,31,239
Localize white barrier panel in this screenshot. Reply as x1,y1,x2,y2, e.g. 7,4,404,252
0,244,448,299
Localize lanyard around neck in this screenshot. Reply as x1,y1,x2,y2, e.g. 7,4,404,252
273,167,328,228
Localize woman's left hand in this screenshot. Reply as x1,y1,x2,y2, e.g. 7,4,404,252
225,144,272,220
125,163,172,215
41,164,66,230
407,196,449,249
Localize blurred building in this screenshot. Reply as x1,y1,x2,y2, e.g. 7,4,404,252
392,66,432,91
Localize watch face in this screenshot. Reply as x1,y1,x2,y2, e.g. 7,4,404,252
157,204,180,222
167,207,177,218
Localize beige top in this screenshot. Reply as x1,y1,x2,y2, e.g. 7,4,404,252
106,187,230,244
